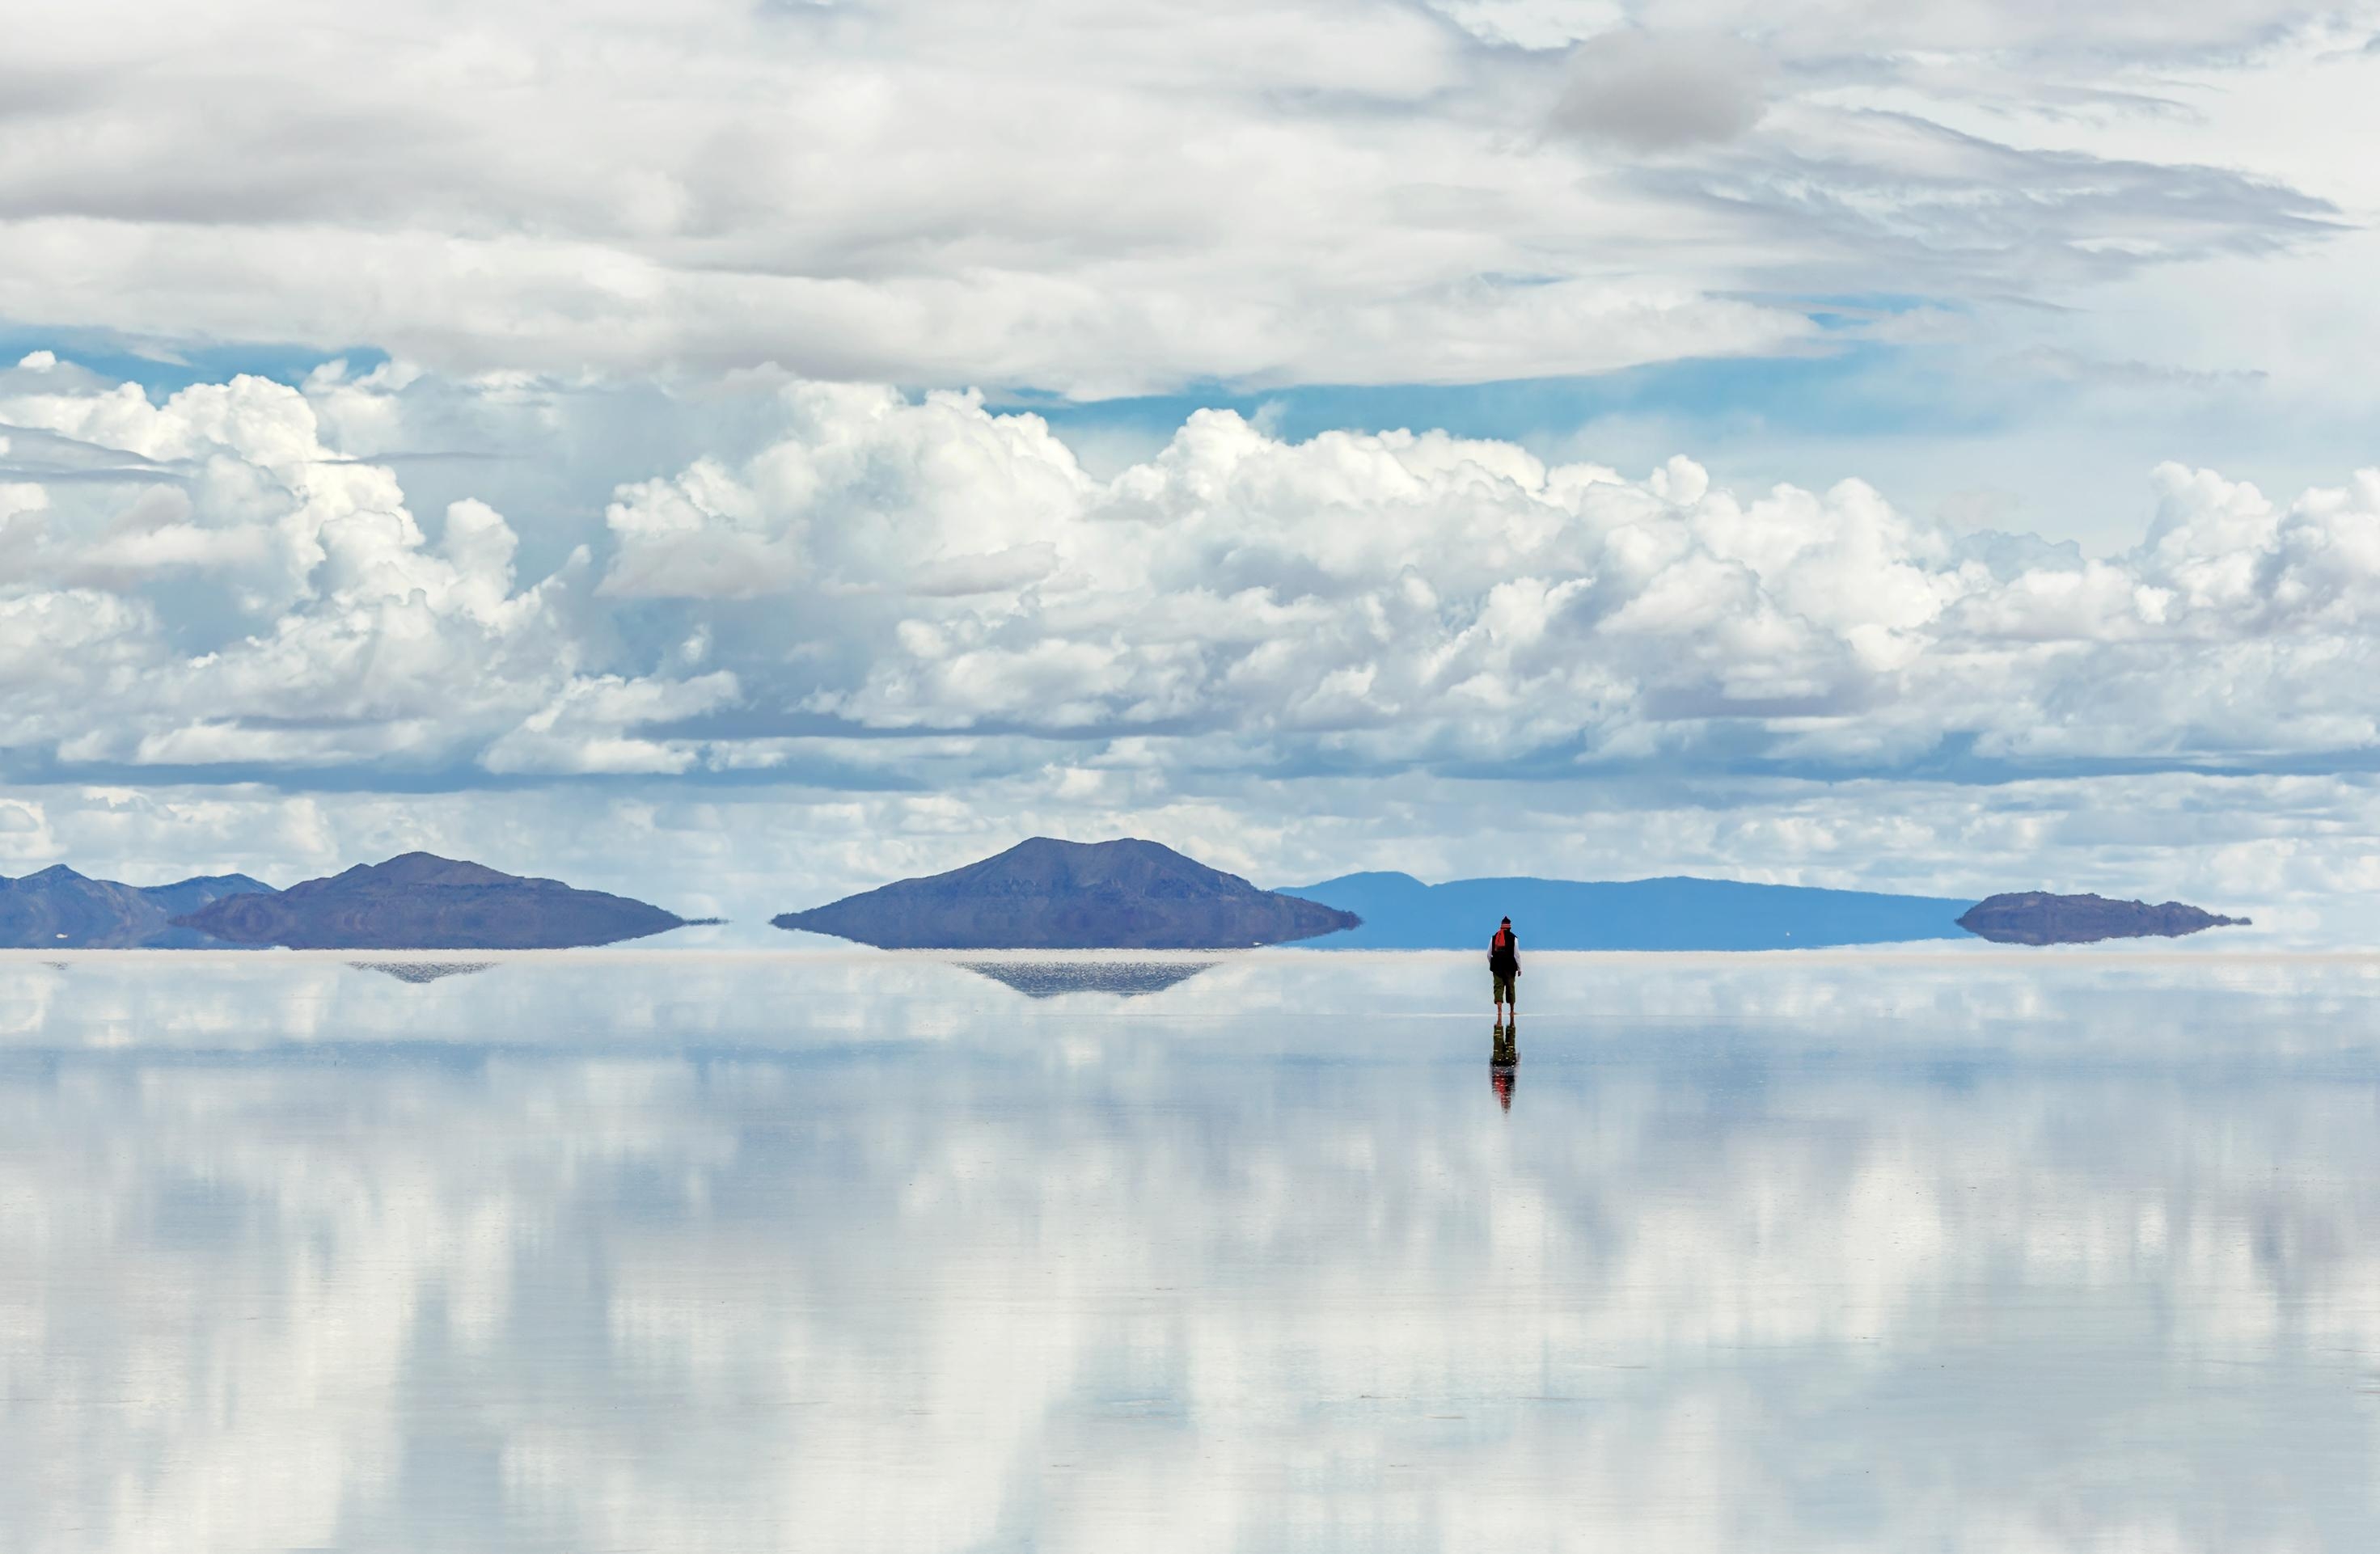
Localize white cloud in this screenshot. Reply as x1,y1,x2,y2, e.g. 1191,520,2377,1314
0,368,740,776
0,0,2359,393
589,377,2380,782
480,672,742,776
601,459,798,601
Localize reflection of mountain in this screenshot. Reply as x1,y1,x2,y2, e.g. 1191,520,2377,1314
348,960,497,985
0,866,274,948
957,959,1217,999
180,853,687,949
776,837,1357,948
1282,871,1973,949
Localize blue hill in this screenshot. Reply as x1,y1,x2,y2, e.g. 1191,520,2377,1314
1278,872,1976,951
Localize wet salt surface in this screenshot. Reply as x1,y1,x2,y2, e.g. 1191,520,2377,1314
5,948,2380,1551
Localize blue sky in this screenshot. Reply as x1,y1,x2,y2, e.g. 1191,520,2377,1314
2,0,2379,930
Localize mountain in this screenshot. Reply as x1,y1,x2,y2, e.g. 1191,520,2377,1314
1955,892,2251,946
1281,872,1975,950
774,838,1360,949
0,866,276,948
175,853,688,949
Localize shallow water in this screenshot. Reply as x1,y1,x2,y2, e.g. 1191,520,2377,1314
6,948,2380,1552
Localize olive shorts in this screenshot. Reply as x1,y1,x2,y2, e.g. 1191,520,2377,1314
1492,973,1516,1004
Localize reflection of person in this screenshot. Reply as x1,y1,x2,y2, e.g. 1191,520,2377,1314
1489,916,1520,1025
1491,1018,1517,1110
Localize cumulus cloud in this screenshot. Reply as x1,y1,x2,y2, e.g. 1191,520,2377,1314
15,361,2380,782
0,365,733,779
564,375,2380,784
480,673,743,776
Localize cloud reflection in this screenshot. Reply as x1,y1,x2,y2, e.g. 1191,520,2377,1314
3,952,2379,1550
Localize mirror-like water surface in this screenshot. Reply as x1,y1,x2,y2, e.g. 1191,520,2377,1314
6,949,2380,1552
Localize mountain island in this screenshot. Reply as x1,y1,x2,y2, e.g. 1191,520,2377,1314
775,837,1358,949
175,853,691,950
1956,893,2251,945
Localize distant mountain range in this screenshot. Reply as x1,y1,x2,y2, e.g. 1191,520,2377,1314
0,866,274,948
178,853,691,950
776,838,1358,949
1282,872,1976,950
2,841,2254,954
775,839,2260,953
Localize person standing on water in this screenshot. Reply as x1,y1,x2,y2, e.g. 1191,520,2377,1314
1490,916,1520,1026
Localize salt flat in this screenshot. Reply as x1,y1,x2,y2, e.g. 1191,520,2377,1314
3,951,2378,1551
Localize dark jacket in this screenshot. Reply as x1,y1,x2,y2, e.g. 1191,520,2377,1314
1488,927,1519,978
